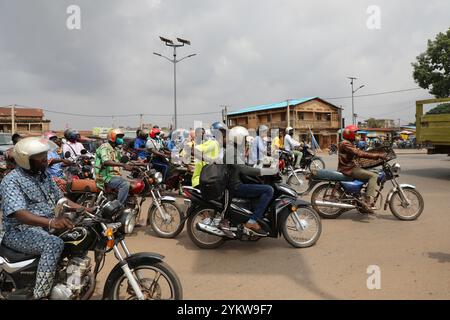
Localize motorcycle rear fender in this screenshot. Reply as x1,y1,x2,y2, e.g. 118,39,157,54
384,184,416,210
102,252,164,300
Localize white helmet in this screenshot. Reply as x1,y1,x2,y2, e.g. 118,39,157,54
229,126,249,145
13,137,57,170
286,126,294,133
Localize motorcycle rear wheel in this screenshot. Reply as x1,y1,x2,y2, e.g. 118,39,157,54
186,208,226,249
311,183,345,219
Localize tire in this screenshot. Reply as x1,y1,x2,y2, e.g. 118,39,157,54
308,157,325,171
281,207,322,248
287,170,310,195
311,183,345,219
186,207,225,249
389,188,424,221
108,261,183,300
148,200,185,238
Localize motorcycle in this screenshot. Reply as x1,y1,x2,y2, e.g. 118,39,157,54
310,158,424,220
63,150,95,180
164,160,194,195
0,197,183,300
67,161,184,239
182,174,322,249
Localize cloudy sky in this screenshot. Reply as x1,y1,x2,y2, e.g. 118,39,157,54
0,0,449,130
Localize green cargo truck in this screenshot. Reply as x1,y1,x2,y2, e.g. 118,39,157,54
416,98,450,155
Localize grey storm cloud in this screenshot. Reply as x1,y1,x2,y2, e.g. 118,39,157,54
0,0,449,130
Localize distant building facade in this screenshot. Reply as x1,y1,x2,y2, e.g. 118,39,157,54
0,107,51,134
227,97,342,149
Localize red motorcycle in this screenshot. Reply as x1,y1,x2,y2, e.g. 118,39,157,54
66,163,185,239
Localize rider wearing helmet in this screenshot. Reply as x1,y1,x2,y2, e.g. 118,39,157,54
223,126,276,236
0,137,89,299
284,127,303,169
249,124,269,166
43,132,73,179
339,125,387,213
147,127,171,180
95,128,133,205
134,129,149,160
62,129,87,159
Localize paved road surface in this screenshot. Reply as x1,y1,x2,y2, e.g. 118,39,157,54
91,153,450,299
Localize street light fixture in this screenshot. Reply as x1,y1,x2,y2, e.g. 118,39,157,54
347,77,366,125
154,36,197,129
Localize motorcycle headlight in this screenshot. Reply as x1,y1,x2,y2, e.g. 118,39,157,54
120,209,137,234
392,163,401,173
154,172,163,184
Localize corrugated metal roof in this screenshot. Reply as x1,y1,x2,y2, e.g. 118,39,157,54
228,97,319,116
0,107,44,118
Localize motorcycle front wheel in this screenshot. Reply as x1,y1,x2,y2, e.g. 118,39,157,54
308,157,326,171
148,200,185,238
281,207,322,248
286,170,310,195
389,188,424,221
108,261,183,300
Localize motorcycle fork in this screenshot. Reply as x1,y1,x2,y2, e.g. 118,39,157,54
391,179,411,206
150,190,171,222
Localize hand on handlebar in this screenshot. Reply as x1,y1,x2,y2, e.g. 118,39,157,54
50,217,74,230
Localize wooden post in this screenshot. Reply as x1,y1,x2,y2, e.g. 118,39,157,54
11,104,15,134
416,102,423,143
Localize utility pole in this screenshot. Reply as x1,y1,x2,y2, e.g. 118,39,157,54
286,100,290,128
11,104,15,134
139,114,143,130
221,106,228,125
347,77,365,125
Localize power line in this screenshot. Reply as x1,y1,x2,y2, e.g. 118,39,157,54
325,88,422,100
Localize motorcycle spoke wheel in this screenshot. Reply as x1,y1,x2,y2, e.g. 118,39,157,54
287,171,309,195
113,265,177,300
187,208,225,249
311,183,345,219
282,207,321,248
150,202,182,237
389,189,424,221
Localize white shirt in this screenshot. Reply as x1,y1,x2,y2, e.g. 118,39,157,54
284,134,301,152
62,141,87,159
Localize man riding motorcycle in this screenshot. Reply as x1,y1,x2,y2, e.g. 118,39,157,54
224,126,276,236
0,137,89,299
284,127,303,168
94,128,133,205
43,132,73,179
249,125,269,166
62,129,88,159
338,125,387,213
147,127,171,180
133,129,150,161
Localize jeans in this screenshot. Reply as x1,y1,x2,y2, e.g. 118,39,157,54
107,176,130,205
2,227,64,299
232,184,274,221
351,167,379,197
151,160,169,181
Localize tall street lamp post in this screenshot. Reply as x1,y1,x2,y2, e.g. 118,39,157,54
347,77,365,125
154,36,196,129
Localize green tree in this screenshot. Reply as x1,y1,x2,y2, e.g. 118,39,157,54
412,28,450,98
427,103,450,115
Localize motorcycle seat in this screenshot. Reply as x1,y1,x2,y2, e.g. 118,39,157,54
0,244,39,263
312,169,353,182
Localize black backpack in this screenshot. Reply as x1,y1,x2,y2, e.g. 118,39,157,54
199,164,228,201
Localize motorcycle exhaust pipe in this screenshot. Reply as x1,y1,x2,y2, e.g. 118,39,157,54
314,200,356,209
196,223,226,237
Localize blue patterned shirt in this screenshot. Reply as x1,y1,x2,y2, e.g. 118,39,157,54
0,168,63,236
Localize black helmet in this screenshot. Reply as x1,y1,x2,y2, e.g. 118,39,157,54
210,122,228,132
64,129,79,141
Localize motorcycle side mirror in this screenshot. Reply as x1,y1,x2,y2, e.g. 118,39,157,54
64,151,72,159
54,198,70,218
120,156,130,164
81,149,87,155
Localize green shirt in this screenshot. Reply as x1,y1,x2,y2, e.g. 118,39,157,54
191,140,220,188
95,142,122,189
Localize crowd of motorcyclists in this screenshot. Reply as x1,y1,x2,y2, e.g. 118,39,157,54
0,121,392,300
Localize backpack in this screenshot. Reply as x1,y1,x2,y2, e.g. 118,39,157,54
199,164,228,201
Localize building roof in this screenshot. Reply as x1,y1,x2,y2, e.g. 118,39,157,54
228,97,339,116
0,107,44,118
